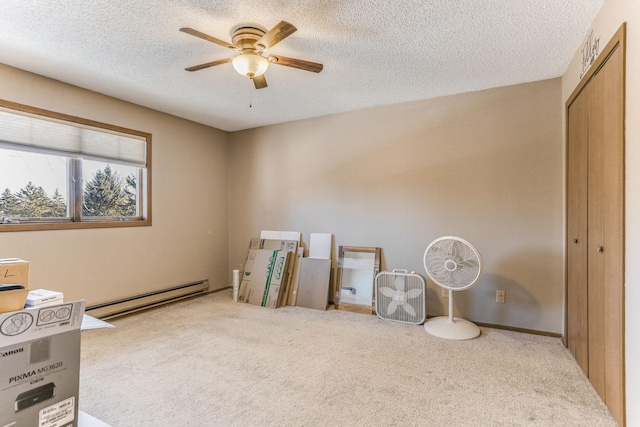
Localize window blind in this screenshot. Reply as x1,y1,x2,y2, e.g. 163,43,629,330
0,109,147,167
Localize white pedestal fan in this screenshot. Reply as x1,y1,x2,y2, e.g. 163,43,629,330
423,236,483,340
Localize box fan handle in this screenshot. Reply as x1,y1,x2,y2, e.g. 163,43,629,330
392,269,417,275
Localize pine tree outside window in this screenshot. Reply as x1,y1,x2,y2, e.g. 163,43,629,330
0,100,151,231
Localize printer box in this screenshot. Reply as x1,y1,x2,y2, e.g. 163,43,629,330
0,300,85,427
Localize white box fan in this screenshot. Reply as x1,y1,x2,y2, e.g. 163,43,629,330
375,269,426,324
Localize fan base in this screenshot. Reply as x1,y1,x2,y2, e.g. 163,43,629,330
423,316,481,340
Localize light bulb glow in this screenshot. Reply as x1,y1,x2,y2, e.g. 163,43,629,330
232,54,269,77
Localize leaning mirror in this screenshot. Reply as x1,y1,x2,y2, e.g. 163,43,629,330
336,246,381,314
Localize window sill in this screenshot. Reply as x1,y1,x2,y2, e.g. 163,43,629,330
0,219,151,232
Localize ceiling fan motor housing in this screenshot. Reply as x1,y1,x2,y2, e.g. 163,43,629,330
232,26,266,51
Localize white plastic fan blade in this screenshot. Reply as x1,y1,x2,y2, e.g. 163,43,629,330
458,259,479,269
402,303,416,317
379,287,395,298
394,275,405,291
387,300,398,315
406,288,423,299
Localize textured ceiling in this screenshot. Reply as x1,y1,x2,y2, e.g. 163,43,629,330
0,1,602,132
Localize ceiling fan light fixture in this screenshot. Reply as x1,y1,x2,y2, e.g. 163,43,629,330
232,53,269,77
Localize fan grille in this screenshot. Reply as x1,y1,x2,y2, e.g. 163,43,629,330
375,271,426,324
424,237,482,290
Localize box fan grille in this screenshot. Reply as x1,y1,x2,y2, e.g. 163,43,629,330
375,270,426,324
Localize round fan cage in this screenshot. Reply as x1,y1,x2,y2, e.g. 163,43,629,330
423,236,482,291
423,236,483,340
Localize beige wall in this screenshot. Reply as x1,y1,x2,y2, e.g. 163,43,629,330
562,1,640,424
229,79,564,333
0,64,231,304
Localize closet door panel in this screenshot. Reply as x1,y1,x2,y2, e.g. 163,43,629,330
587,45,625,414
566,90,589,375
587,72,606,398
596,46,625,420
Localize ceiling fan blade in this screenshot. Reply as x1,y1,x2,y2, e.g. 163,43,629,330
253,74,268,89
180,27,237,50
268,55,323,73
254,21,297,50
185,58,232,72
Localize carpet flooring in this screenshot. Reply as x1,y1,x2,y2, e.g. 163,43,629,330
79,290,617,426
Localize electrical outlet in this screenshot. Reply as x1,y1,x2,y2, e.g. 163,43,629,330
441,288,448,298
496,290,506,303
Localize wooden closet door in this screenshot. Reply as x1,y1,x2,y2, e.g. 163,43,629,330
588,45,625,421
587,65,606,397
566,89,589,376
566,25,625,426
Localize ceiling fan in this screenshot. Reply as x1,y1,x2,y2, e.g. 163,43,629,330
180,21,323,89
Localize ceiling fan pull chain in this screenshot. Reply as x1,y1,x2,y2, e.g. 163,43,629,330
249,79,253,108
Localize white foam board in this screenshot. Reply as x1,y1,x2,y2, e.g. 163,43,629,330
309,233,332,259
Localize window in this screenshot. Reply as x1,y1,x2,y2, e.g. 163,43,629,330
0,99,151,231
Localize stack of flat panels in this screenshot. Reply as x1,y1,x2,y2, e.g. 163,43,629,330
237,249,293,308
236,232,334,311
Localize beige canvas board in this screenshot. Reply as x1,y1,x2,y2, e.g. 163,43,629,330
296,258,332,310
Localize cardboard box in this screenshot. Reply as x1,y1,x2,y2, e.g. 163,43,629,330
0,287,29,314
238,249,291,308
0,300,85,427
249,239,298,252
249,239,300,306
269,251,292,308
0,258,30,288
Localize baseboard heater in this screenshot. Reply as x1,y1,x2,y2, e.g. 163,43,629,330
85,280,210,320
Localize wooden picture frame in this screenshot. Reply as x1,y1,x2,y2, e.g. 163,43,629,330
335,246,381,314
